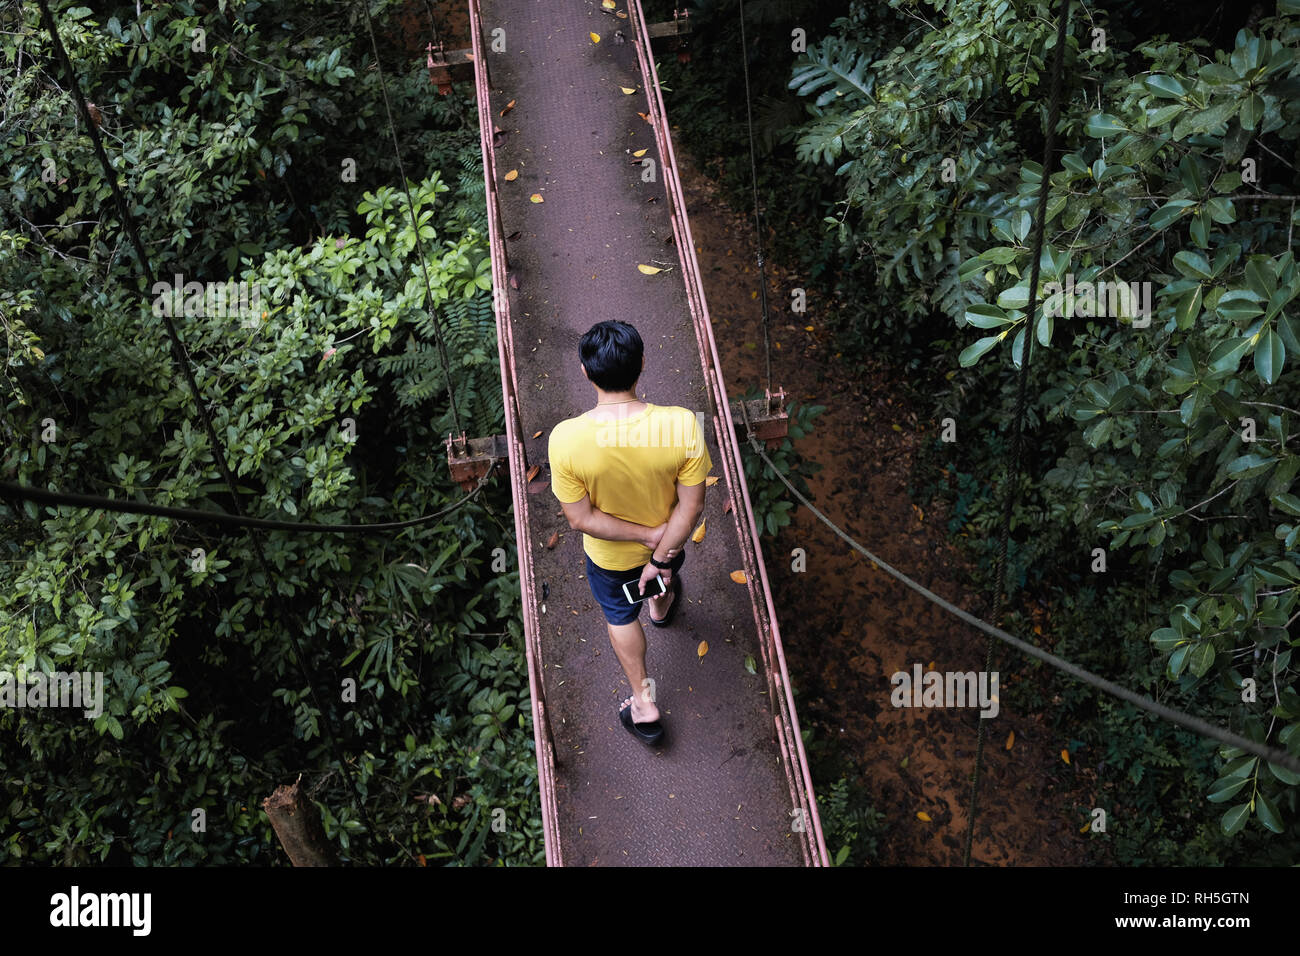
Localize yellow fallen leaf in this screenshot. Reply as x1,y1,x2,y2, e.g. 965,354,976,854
505,169,519,181
751,291,757,299
697,641,708,658
730,570,747,584
499,99,516,117
602,0,616,8
1061,749,1071,764
621,86,636,95
691,520,706,543
532,430,543,439
637,264,662,275
804,325,814,331
1005,730,1015,751
633,148,648,157
916,811,931,822
530,193,544,203
1079,821,1091,833
705,475,719,487
590,31,601,43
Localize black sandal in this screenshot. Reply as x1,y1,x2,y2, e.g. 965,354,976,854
619,698,665,746
648,575,681,628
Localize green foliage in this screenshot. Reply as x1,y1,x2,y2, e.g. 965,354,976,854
819,774,885,866
786,0,1300,855
0,0,537,865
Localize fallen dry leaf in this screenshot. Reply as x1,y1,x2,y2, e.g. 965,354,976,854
723,499,733,514
602,0,615,8
529,193,544,203
804,325,814,331
620,86,636,95
1061,749,1071,765
545,532,559,549
691,520,706,543
697,641,708,659
633,148,648,157
705,475,719,487
1005,730,1015,750
500,99,516,116
590,31,601,43
730,570,747,584
527,465,540,482
637,111,652,124
916,811,932,822
637,264,662,275
532,430,543,439
1080,820,1091,833
617,9,627,16
504,169,519,181
510,274,520,290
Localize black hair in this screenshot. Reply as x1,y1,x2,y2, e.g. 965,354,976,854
579,320,643,392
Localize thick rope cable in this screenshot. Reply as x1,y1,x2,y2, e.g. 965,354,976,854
962,0,1073,867
0,466,495,534
35,0,381,851
737,0,773,395
359,0,463,439
741,434,1300,775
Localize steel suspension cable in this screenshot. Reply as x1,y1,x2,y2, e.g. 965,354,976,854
739,431,1300,776
359,0,463,439
737,0,773,395
0,466,495,534
962,0,1074,868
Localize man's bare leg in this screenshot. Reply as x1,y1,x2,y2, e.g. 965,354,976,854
606,620,660,723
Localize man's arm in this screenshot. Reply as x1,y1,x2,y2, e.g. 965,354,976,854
636,479,705,592
560,495,665,550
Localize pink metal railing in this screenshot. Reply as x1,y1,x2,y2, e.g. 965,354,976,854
626,0,829,866
468,0,564,867
467,0,827,866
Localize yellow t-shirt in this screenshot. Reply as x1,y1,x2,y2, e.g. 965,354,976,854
549,403,713,570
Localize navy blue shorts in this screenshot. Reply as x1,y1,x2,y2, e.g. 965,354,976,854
584,549,686,626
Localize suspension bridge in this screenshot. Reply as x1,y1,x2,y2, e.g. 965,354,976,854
457,0,828,865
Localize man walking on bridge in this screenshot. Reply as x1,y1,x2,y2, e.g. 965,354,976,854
549,320,711,747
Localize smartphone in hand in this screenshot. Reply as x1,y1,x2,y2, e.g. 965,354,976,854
623,574,667,605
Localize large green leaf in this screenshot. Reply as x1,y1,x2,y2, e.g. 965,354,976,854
1254,326,1285,384
1221,802,1251,836
958,334,1002,367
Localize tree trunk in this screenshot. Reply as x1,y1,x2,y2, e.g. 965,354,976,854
262,778,338,866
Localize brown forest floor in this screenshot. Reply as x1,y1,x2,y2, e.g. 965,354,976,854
675,151,1093,866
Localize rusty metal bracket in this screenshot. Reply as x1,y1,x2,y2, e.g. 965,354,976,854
729,386,789,449
427,41,476,93
647,8,692,39
445,431,509,492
